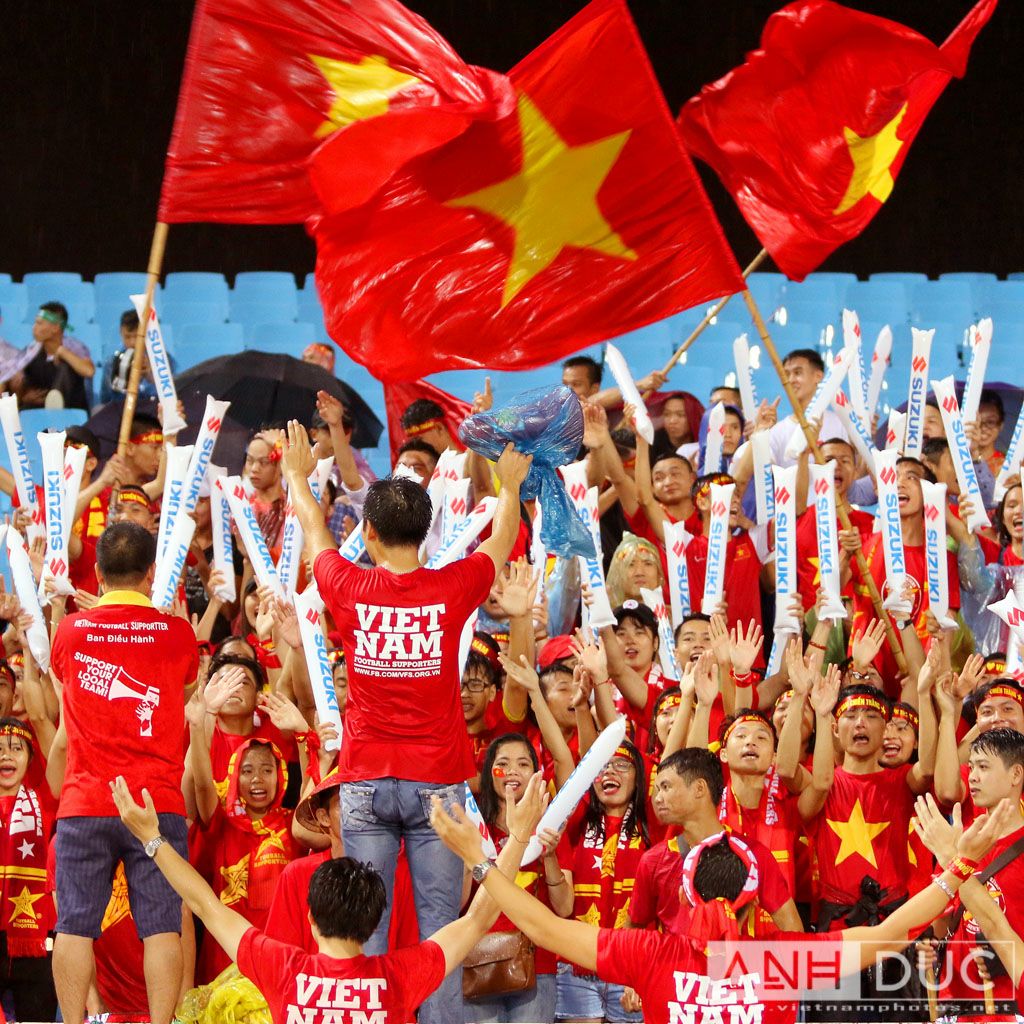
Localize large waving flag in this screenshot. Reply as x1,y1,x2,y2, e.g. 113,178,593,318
308,0,745,383
159,0,509,223
678,0,997,280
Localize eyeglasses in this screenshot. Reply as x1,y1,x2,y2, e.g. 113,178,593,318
600,758,636,775
977,418,1001,430
461,678,490,693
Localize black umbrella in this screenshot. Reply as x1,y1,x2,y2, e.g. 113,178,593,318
175,351,383,450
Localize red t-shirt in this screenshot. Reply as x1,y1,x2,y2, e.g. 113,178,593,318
596,927,844,1024
236,928,446,1024
811,763,916,910
685,533,765,654
314,549,494,784
210,718,299,799
51,592,199,818
944,824,1024,1019
795,506,874,612
468,696,525,773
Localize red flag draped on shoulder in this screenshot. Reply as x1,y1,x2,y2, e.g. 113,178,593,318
159,0,509,223
678,0,997,281
309,0,745,383
384,379,472,464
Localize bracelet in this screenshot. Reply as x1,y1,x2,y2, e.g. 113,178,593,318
509,830,528,845
807,641,826,651
595,680,612,688
931,874,956,901
731,669,754,683
945,855,979,881
545,875,566,886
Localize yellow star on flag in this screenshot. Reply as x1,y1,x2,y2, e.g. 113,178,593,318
833,103,908,215
310,54,420,139
447,92,637,307
826,798,890,867
219,855,250,907
8,885,45,924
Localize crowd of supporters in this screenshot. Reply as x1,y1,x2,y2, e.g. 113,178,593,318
0,313,1022,1024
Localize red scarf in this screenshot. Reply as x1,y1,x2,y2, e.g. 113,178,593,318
0,787,50,957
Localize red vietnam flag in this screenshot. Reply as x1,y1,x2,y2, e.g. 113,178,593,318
679,0,997,281
159,0,509,223
383,378,472,464
308,0,745,383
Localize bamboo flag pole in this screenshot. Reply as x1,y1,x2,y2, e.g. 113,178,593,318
117,221,169,454
654,248,769,382
743,287,909,674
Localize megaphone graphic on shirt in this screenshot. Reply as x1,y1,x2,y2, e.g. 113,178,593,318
108,670,160,709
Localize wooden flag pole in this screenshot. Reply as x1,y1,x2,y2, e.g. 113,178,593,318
117,221,169,455
655,248,769,382
743,286,909,675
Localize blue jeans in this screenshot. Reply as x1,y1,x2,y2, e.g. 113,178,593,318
555,961,643,1022
341,778,465,1024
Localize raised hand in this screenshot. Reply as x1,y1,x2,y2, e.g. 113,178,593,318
729,620,763,676
708,614,731,670
571,630,606,682
258,691,307,734
498,652,541,696
430,797,486,866
581,401,610,449
203,665,247,714
472,377,494,414
316,390,344,428
810,663,841,716
693,650,718,707
959,798,1017,862
282,419,316,481
505,771,549,843
784,640,815,697
851,619,887,669
492,558,538,619
913,793,960,866
110,776,160,844
955,653,987,699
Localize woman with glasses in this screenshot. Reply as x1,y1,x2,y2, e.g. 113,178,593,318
973,389,1007,479
553,741,650,1024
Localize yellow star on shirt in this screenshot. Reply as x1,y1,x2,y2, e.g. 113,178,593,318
219,855,250,907
826,798,890,867
310,54,420,138
447,92,637,307
807,555,822,588
576,902,602,927
833,103,908,214
8,885,45,924
258,829,289,856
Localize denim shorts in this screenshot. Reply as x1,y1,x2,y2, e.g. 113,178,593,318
555,961,643,1023
55,814,188,940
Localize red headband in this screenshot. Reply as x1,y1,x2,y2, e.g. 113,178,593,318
116,489,151,511
695,473,734,502
835,694,890,720
0,723,33,747
891,705,920,731
982,684,1024,706
130,430,163,445
722,713,770,747
406,418,443,438
470,636,500,672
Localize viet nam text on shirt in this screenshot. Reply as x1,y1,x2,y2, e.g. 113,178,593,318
352,603,446,678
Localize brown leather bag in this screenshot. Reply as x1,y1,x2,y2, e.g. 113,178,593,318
462,930,536,1000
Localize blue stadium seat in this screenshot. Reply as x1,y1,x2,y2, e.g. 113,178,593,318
24,280,95,327
22,272,83,291
174,323,244,370
869,272,929,287
674,362,715,402
938,272,998,287
20,408,89,481
0,283,28,325
770,318,829,351
777,298,837,333
72,324,104,367
1008,272,1024,283
231,273,299,323
607,320,674,371
745,272,787,313
246,322,315,356
926,321,967,380
779,278,845,310
160,298,227,329
93,273,151,308
977,281,1024,322
2,322,34,348
163,272,230,319
234,271,298,297
229,299,299,328
0,275,10,286
805,271,858,292
843,281,910,326
94,300,133,340
986,326,1024,381
910,280,976,326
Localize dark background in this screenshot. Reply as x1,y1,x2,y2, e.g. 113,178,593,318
1,0,1019,281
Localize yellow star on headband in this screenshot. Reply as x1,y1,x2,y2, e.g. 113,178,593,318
833,103,908,215
309,54,420,139
826,798,890,867
8,884,45,924
447,91,637,307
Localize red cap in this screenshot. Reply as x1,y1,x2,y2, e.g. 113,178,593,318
538,635,576,671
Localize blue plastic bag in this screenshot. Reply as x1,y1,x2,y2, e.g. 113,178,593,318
458,386,595,559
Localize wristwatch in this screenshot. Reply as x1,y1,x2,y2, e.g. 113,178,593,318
471,859,495,883
144,835,168,858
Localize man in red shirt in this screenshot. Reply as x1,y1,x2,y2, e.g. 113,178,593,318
49,521,199,1024
282,421,531,1024
112,770,547,1024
